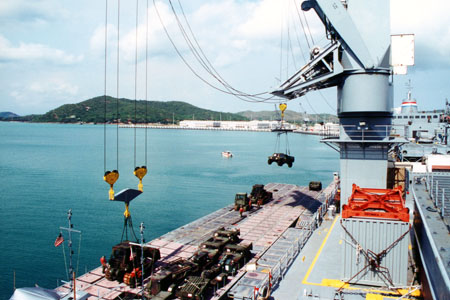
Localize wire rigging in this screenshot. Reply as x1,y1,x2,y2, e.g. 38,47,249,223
116,0,120,172
134,0,138,169
302,10,315,45
172,0,269,100
145,0,149,167
103,0,120,201
133,0,147,192
295,1,312,50
152,0,281,103
104,0,108,174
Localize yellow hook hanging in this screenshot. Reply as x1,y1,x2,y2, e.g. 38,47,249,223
279,103,287,121
133,166,147,192
124,202,131,219
104,170,119,200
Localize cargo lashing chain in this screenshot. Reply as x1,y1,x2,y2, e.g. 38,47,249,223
337,220,411,293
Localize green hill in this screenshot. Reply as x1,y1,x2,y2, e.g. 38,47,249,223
0,112,20,119
16,96,248,124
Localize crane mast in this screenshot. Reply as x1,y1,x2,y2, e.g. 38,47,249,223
272,0,394,206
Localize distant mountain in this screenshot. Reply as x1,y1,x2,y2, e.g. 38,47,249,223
237,110,338,124
0,112,20,119
12,96,248,124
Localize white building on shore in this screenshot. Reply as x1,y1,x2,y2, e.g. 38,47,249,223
178,120,295,131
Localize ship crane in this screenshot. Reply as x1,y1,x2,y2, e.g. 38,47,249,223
272,0,411,204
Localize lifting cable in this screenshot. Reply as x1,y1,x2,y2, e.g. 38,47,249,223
145,0,149,169
171,0,270,101
153,0,281,104
103,0,120,200
104,0,108,176
133,0,147,192
273,103,290,155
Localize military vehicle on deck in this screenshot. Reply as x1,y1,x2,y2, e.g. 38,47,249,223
249,184,273,206
103,241,160,287
147,258,199,298
234,193,251,211
309,181,322,191
217,243,253,275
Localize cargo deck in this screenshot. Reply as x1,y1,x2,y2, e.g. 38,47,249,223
54,181,337,299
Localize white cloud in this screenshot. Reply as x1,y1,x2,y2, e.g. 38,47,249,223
391,0,450,68
0,0,68,23
90,24,118,54
0,35,83,65
29,79,79,96
7,78,80,114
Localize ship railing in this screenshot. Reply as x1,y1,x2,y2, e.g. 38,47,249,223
426,172,450,219
340,124,393,140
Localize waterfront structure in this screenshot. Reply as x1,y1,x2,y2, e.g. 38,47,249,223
178,120,295,131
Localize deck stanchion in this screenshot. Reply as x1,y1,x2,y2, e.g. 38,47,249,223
436,181,439,206
442,189,445,218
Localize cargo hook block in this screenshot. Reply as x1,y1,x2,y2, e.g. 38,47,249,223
133,166,147,192
104,170,119,200
111,188,142,242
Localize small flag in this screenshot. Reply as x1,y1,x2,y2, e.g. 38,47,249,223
54,233,64,247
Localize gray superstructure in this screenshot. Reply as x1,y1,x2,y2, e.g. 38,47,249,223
392,91,450,161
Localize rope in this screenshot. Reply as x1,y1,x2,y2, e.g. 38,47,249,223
61,233,69,281
339,220,411,291
279,5,283,83
104,0,108,174
171,0,271,100
153,0,280,103
145,0,149,167
116,0,120,171
134,0,138,169
295,2,311,49
76,232,82,276
302,10,315,45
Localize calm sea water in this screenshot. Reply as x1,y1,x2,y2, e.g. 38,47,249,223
0,122,338,298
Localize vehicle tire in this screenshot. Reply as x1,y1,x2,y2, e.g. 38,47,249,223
268,160,272,165
287,162,292,168
277,161,283,166
257,286,271,300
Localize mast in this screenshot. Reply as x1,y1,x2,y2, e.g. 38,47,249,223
60,209,81,292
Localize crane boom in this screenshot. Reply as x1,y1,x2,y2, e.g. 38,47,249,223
273,0,396,207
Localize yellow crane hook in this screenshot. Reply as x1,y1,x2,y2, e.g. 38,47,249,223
133,166,147,192
104,170,119,200
279,103,287,121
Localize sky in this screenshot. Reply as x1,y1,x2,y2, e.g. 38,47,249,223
0,0,449,116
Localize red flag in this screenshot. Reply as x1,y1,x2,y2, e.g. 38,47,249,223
54,233,64,247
